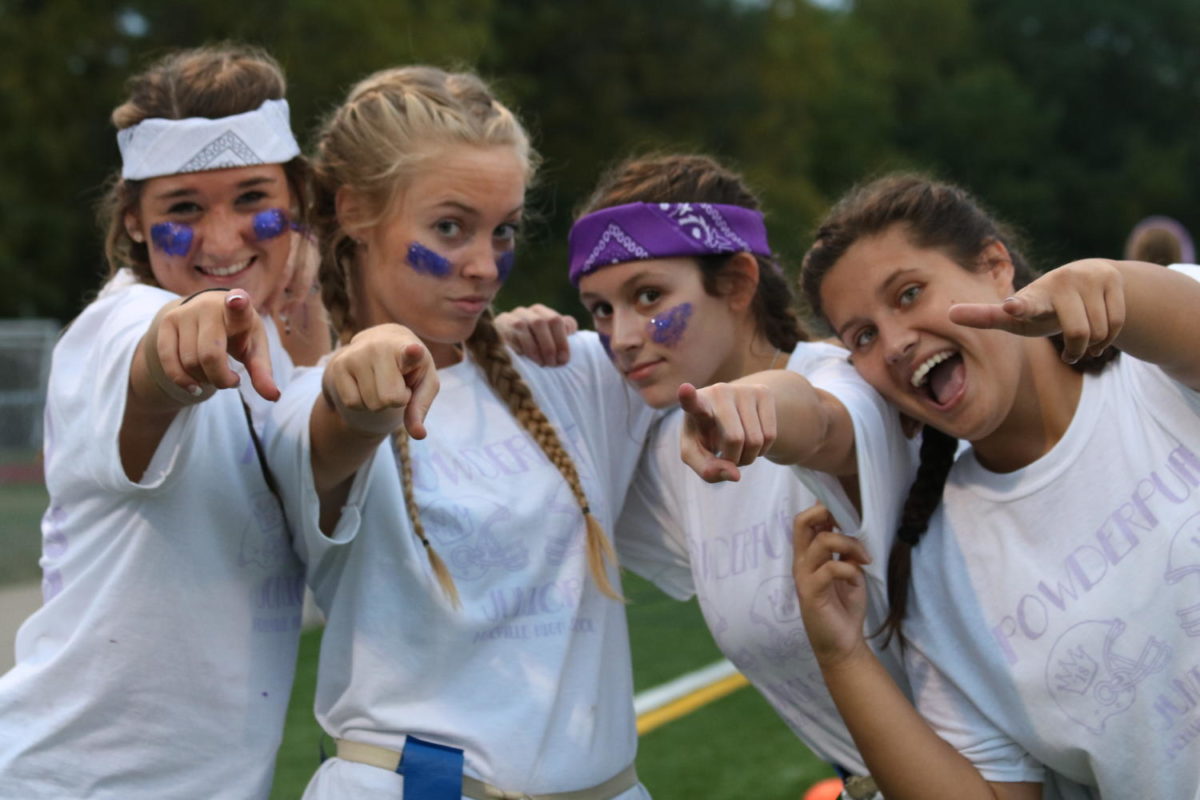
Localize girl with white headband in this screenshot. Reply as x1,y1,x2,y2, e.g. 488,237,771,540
503,153,913,799
0,45,358,798
264,66,657,799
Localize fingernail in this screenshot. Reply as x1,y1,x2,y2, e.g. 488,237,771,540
187,385,203,397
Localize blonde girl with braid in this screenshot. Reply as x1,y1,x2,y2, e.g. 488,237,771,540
265,66,657,799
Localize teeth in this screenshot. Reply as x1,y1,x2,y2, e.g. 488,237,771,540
199,259,250,277
911,351,952,388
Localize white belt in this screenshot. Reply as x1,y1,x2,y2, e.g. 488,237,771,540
335,738,639,800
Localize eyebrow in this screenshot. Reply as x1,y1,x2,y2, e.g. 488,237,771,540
433,200,524,219
150,175,279,202
578,266,665,303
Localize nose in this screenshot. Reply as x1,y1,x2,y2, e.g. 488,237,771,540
609,307,644,354
881,320,917,367
197,207,249,258
460,239,501,283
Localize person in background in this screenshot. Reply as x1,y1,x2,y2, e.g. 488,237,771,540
1123,214,1195,266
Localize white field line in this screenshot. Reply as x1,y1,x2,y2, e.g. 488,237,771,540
633,658,740,716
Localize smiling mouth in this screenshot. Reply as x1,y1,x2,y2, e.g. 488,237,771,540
196,257,254,278
911,351,965,407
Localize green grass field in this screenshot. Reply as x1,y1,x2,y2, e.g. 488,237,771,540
0,481,47,585
269,573,833,799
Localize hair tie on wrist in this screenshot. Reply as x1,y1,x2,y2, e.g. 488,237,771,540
180,287,234,305
142,302,217,405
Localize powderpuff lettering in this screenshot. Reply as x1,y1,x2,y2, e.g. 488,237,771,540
483,578,585,622
413,434,542,492
697,509,792,583
992,444,1200,665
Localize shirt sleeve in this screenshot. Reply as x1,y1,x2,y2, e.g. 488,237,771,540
788,344,918,557
613,413,696,601
264,364,383,568
904,644,1046,784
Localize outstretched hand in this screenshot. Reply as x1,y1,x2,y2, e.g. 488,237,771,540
791,503,872,666
152,288,279,403
678,381,776,483
495,303,577,366
949,258,1125,363
321,323,439,439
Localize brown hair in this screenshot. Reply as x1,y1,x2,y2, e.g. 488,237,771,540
1125,225,1185,266
98,43,307,284
579,153,808,352
312,66,620,604
800,173,1117,646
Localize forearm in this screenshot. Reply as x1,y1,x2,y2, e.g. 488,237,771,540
1110,259,1200,389
750,370,856,475
821,648,1021,800
120,303,196,480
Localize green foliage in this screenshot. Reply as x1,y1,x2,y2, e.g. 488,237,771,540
3,0,1199,322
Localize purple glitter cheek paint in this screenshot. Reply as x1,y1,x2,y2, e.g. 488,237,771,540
150,222,194,257
407,242,452,277
496,251,515,282
647,302,693,347
598,332,613,360
252,208,289,241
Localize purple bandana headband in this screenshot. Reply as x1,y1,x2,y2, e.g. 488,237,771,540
568,202,771,286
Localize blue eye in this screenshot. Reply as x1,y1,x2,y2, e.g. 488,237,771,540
852,327,877,349
434,220,462,238
899,285,921,306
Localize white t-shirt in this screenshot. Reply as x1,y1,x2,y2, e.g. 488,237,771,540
616,342,917,775
901,295,1200,794
267,331,657,799
0,281,304,799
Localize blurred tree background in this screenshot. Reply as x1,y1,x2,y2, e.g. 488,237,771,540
2,0,1199,327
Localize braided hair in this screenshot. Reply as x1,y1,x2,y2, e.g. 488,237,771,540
311,66,620,603
800,173,1117,645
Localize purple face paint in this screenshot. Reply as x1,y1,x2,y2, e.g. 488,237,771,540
496,251,515,282
647,302,693,347
598,332,613,360
407,242,452,277
252,208,289,241
150,222,194,257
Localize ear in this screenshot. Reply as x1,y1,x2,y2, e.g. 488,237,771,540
720,251,761,313
124,210,146,244
980,238,1015,295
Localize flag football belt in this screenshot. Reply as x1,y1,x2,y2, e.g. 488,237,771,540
335,737,639,800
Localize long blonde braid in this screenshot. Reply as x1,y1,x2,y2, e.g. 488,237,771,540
465,311,621,600
311,66,618,603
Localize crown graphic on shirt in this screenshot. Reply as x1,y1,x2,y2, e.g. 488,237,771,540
1053,645,1100,696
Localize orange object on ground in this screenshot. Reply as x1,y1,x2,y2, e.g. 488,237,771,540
802,776,844,800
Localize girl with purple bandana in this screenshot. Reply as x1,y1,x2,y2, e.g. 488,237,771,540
264,66,657,799
510,154,913,799
0,45,334,799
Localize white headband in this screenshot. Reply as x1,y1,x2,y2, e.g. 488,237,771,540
117,98,301,181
